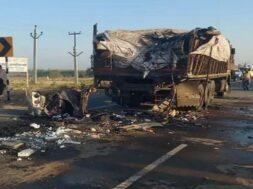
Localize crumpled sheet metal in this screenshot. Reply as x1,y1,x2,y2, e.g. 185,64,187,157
28,89,84,118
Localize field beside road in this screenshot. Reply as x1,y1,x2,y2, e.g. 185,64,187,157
10,77,94,90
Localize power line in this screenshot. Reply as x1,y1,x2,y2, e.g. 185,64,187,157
30,25,43,84
68,31,83,85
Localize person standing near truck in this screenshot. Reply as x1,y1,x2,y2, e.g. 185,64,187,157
0,65,7,95
242,69,251,90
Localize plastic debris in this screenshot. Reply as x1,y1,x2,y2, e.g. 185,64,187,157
168,109,177,117
1,141,24,150
45,134,58,141
90,128,97,132
57,139,81,145
18,149,35,157
90,134,101,139
85,114,91,118
152,105,160,112
17,157,22,161
120,122,163,131
56,127,74,135
30,123,40,129
0,150,7,155
12,117,18,121
52,115,62,121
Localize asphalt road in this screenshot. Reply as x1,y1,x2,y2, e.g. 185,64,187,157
0,81,253,189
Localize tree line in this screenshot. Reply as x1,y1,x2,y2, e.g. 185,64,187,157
28,68,93,78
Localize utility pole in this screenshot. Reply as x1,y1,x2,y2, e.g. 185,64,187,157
68,31,83,85
30,25,43,84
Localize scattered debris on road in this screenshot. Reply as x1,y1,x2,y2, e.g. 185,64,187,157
30,123,40,129
0,89,209,160
119,122,163,132
18,148,35,157
0,106,206,159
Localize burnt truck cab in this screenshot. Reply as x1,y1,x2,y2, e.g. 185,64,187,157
92,24,235,108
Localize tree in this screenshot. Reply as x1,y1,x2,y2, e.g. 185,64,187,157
85,68,93,77
48,70,63,78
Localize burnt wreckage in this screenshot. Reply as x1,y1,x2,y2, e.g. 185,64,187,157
92,25,235,109
28,26,235,116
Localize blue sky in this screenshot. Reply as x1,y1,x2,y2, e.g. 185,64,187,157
0,0,252,70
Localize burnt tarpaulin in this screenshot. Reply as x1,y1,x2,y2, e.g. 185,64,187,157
190,35,230,62
95,27,231,76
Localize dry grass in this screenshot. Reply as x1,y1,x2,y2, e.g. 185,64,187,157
10,77,94,90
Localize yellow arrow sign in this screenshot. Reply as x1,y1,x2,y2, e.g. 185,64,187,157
0,37,13,57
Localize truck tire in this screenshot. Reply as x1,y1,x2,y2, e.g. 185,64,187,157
210,81,216,102
217,80,230,97
204,82,215,108
197,84,205,110
204,84,209,108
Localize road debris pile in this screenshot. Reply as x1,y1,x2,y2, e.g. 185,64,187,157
89,110,166,133
27,87,206,126
27,86,98,119
85,108,205,133
28,89,86,118
0,123,86,159
1,91,207,161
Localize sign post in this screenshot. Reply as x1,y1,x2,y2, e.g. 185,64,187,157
0,37,13,101
0,57,28,97
5,57,10,101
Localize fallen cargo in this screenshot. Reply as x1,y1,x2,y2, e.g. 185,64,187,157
27,89,85,117
92,25,235,109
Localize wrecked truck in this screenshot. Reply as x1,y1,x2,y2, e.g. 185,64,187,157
91,25,235,109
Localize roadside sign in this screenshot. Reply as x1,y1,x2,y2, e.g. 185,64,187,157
0,37,13,57
0,57,27,72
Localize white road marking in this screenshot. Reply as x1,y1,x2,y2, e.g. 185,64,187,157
112,144,188,189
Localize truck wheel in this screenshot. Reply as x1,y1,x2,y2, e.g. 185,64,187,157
197,84,205,110
217,81,230,97
204,83,213,108
204,82,214,108
210,81,216,102
217,91,225,97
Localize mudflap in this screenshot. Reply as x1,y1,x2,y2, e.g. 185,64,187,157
176,80,201,107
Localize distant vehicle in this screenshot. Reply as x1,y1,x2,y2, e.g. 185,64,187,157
231,69,242,81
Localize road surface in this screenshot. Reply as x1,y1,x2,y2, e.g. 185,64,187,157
0,81,252,189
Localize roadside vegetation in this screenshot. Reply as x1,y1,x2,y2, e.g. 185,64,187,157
10,69,94,90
